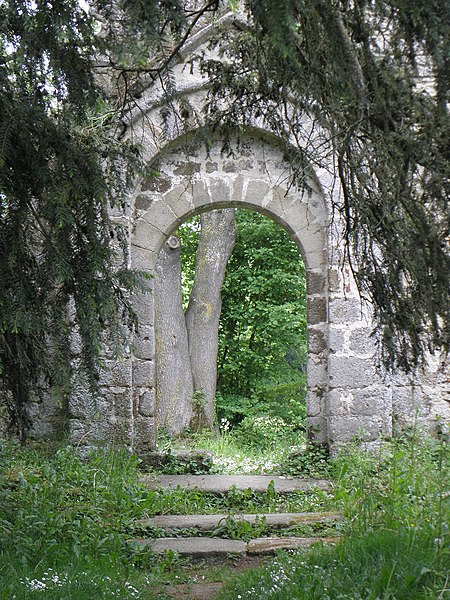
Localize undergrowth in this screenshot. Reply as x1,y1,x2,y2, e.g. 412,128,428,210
219,428,450,599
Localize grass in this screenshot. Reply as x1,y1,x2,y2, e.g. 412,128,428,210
0,424,448,599
218,427,450,599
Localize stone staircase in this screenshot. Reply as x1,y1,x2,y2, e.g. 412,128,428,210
131,474,342,561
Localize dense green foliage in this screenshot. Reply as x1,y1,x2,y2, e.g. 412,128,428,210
220,429,450,599
0,0,144,439
1,429,447,598
179,209,307,426
202,0,450,371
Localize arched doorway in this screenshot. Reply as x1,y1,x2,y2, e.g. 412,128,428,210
130,132,329,453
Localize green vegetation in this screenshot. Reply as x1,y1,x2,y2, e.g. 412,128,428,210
1,427,448,598
220,428,450,599
179,209,307,428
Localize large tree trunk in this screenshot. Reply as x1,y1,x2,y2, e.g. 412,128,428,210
154,235,194,436
185,209,236,430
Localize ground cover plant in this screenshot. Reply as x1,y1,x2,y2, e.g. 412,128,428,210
1,425,447,599
218,427,450,599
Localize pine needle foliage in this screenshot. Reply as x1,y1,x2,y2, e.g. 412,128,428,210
0,0,143,440
200,0,450,371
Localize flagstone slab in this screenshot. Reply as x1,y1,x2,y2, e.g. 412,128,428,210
131,535,341,559
133,536,246,559
246,536,342,555
135,511,342,532
139,474,332,494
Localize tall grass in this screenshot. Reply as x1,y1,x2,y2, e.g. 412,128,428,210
219,429,450,599
0,442,155,599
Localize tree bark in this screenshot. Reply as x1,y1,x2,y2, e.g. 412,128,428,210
154,235,194,436
185,209,236,430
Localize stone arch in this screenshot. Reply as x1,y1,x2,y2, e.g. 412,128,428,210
130,131,330,453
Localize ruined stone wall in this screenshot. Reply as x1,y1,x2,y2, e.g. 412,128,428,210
2,8,448,453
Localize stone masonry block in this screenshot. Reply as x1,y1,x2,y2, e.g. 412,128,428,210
349,327,376,356
328,415,386,443
110,387,133,418
245,179,271,206
208,178,231,204
307,358,328,388
306,416,328,444
306,270,327,295
307,328,327,354
328,327,345,354
328,356,374,389
163,186,193,220
307,297,327,325
191,180,212,209
130,244,157,272
143,201,178,235
134,416,157,452
132,359,155,387
133,219,164,251
306,390,325,418
173,161,201,176
132,291,154,326
329,298,362,324
135,387,155,417
133,325,155,360
99,360,132,387
141,175,172,193
351,387,391,417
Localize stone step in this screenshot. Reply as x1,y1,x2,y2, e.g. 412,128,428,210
139,474,332,494
135,511,342,532
132,536,341,559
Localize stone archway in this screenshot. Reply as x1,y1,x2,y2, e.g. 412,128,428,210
129,133,329,453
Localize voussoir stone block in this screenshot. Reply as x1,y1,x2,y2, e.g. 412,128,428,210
133,219,164,251
208,177,231,204
163,186,194,219
191,180,211,208
245,179,271,205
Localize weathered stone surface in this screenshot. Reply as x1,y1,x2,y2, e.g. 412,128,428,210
349,327,375,356
307,297,327,325
99,360,131,387
206,161,218,172
328,356,374,388
141,176,172,193
209,178,231,203
328,327,345,354
135,194,153,210
136,512,341,533
135,388,155,417
130,245,157,271
329,298,362,323
191,180,211,208
307,270,327,295
132,326,155,360
173,162,201,176
134,537,246,559
139,475,332,493
132,359,155,387
247,536,341,555
245,179,271,204
307,328,327,354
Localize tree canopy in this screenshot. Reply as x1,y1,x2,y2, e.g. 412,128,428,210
201,0,449,371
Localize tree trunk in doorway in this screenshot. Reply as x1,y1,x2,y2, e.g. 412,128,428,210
185,209,237,430
154,235,194,436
